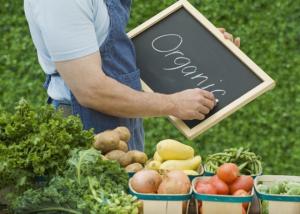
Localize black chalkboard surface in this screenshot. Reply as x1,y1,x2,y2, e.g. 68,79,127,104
128,0,275,139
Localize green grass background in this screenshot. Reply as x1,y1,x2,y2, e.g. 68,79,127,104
0,0,299,174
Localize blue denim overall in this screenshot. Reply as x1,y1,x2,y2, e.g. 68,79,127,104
45,0,145,151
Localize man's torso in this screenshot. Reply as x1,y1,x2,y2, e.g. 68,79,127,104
24,0,110,101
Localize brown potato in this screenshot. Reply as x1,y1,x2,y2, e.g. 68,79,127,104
114,126,131,142
125,163,144,172
119,155,133,167
117,140,128,152
105,150,132,167
127,150,148,164
93,130,120,154
105,150,125,161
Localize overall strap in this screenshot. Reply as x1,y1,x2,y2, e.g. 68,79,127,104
43,73,60,104
70,0,145,151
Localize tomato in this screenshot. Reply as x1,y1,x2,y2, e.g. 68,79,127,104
233,189,250,210
195,182,217,195
216,163,240,184
233,189,248,196
197,178,211,185
210,175,229,195
229,175,254,194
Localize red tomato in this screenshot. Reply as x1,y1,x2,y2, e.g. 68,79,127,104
210,175,229,195
229,175,254,194
217,163,240,184
233,189,250,210
195,182,217,195
197,178,211,185
233,189,248,196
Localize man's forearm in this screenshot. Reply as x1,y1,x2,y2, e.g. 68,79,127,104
82,75,175,118
56,52,215,121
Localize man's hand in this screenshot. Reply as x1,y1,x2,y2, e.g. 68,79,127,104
169,88,215,120
218,28,240,48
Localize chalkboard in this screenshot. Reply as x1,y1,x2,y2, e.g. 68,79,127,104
128,0,275,139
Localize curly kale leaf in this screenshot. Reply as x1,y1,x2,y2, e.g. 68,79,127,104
11,149,139,214
65,148,128,192
11,177,84,214
0,99,94,197
80,177,139,214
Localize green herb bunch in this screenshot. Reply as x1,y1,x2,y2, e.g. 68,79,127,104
205,147,262,176
0,99,94,193
11,148,140,214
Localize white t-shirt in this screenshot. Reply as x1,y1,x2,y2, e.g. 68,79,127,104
24,0,110,102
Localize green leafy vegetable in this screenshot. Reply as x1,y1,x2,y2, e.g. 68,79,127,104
0,99,94,198
257,184,269,194
286,182,300,195
205,147,262,175
257,181,300,196
11,148,140,214
261,201,269,214
269,181,287,195
258,181,300,214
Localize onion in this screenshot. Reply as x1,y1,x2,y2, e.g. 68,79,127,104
157,170,191,194
131,170,162,193
166,170,191,190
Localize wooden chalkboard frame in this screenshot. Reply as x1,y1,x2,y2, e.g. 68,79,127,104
128,0,275,140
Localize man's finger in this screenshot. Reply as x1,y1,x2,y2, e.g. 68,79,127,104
197,105,210,115
224,32,233,42
234,37,240,48
201,90,215,101
202,98,215,110
218,28,226,33
196,112,205,120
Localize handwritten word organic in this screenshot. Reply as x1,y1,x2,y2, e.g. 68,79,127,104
151,33,226,96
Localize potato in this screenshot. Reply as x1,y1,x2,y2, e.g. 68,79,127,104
114,126,131,142
125,163,144,172
128,150,148,164
105,150,132,167
119,154,132,167
117,140,128,152
105,150,125,162
93,130,120,154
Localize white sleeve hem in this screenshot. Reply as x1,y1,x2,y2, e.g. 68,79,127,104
51,45,99,62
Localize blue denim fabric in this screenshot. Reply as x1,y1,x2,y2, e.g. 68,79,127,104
51,99,71,109
45,0,145,151
52,99,60,109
